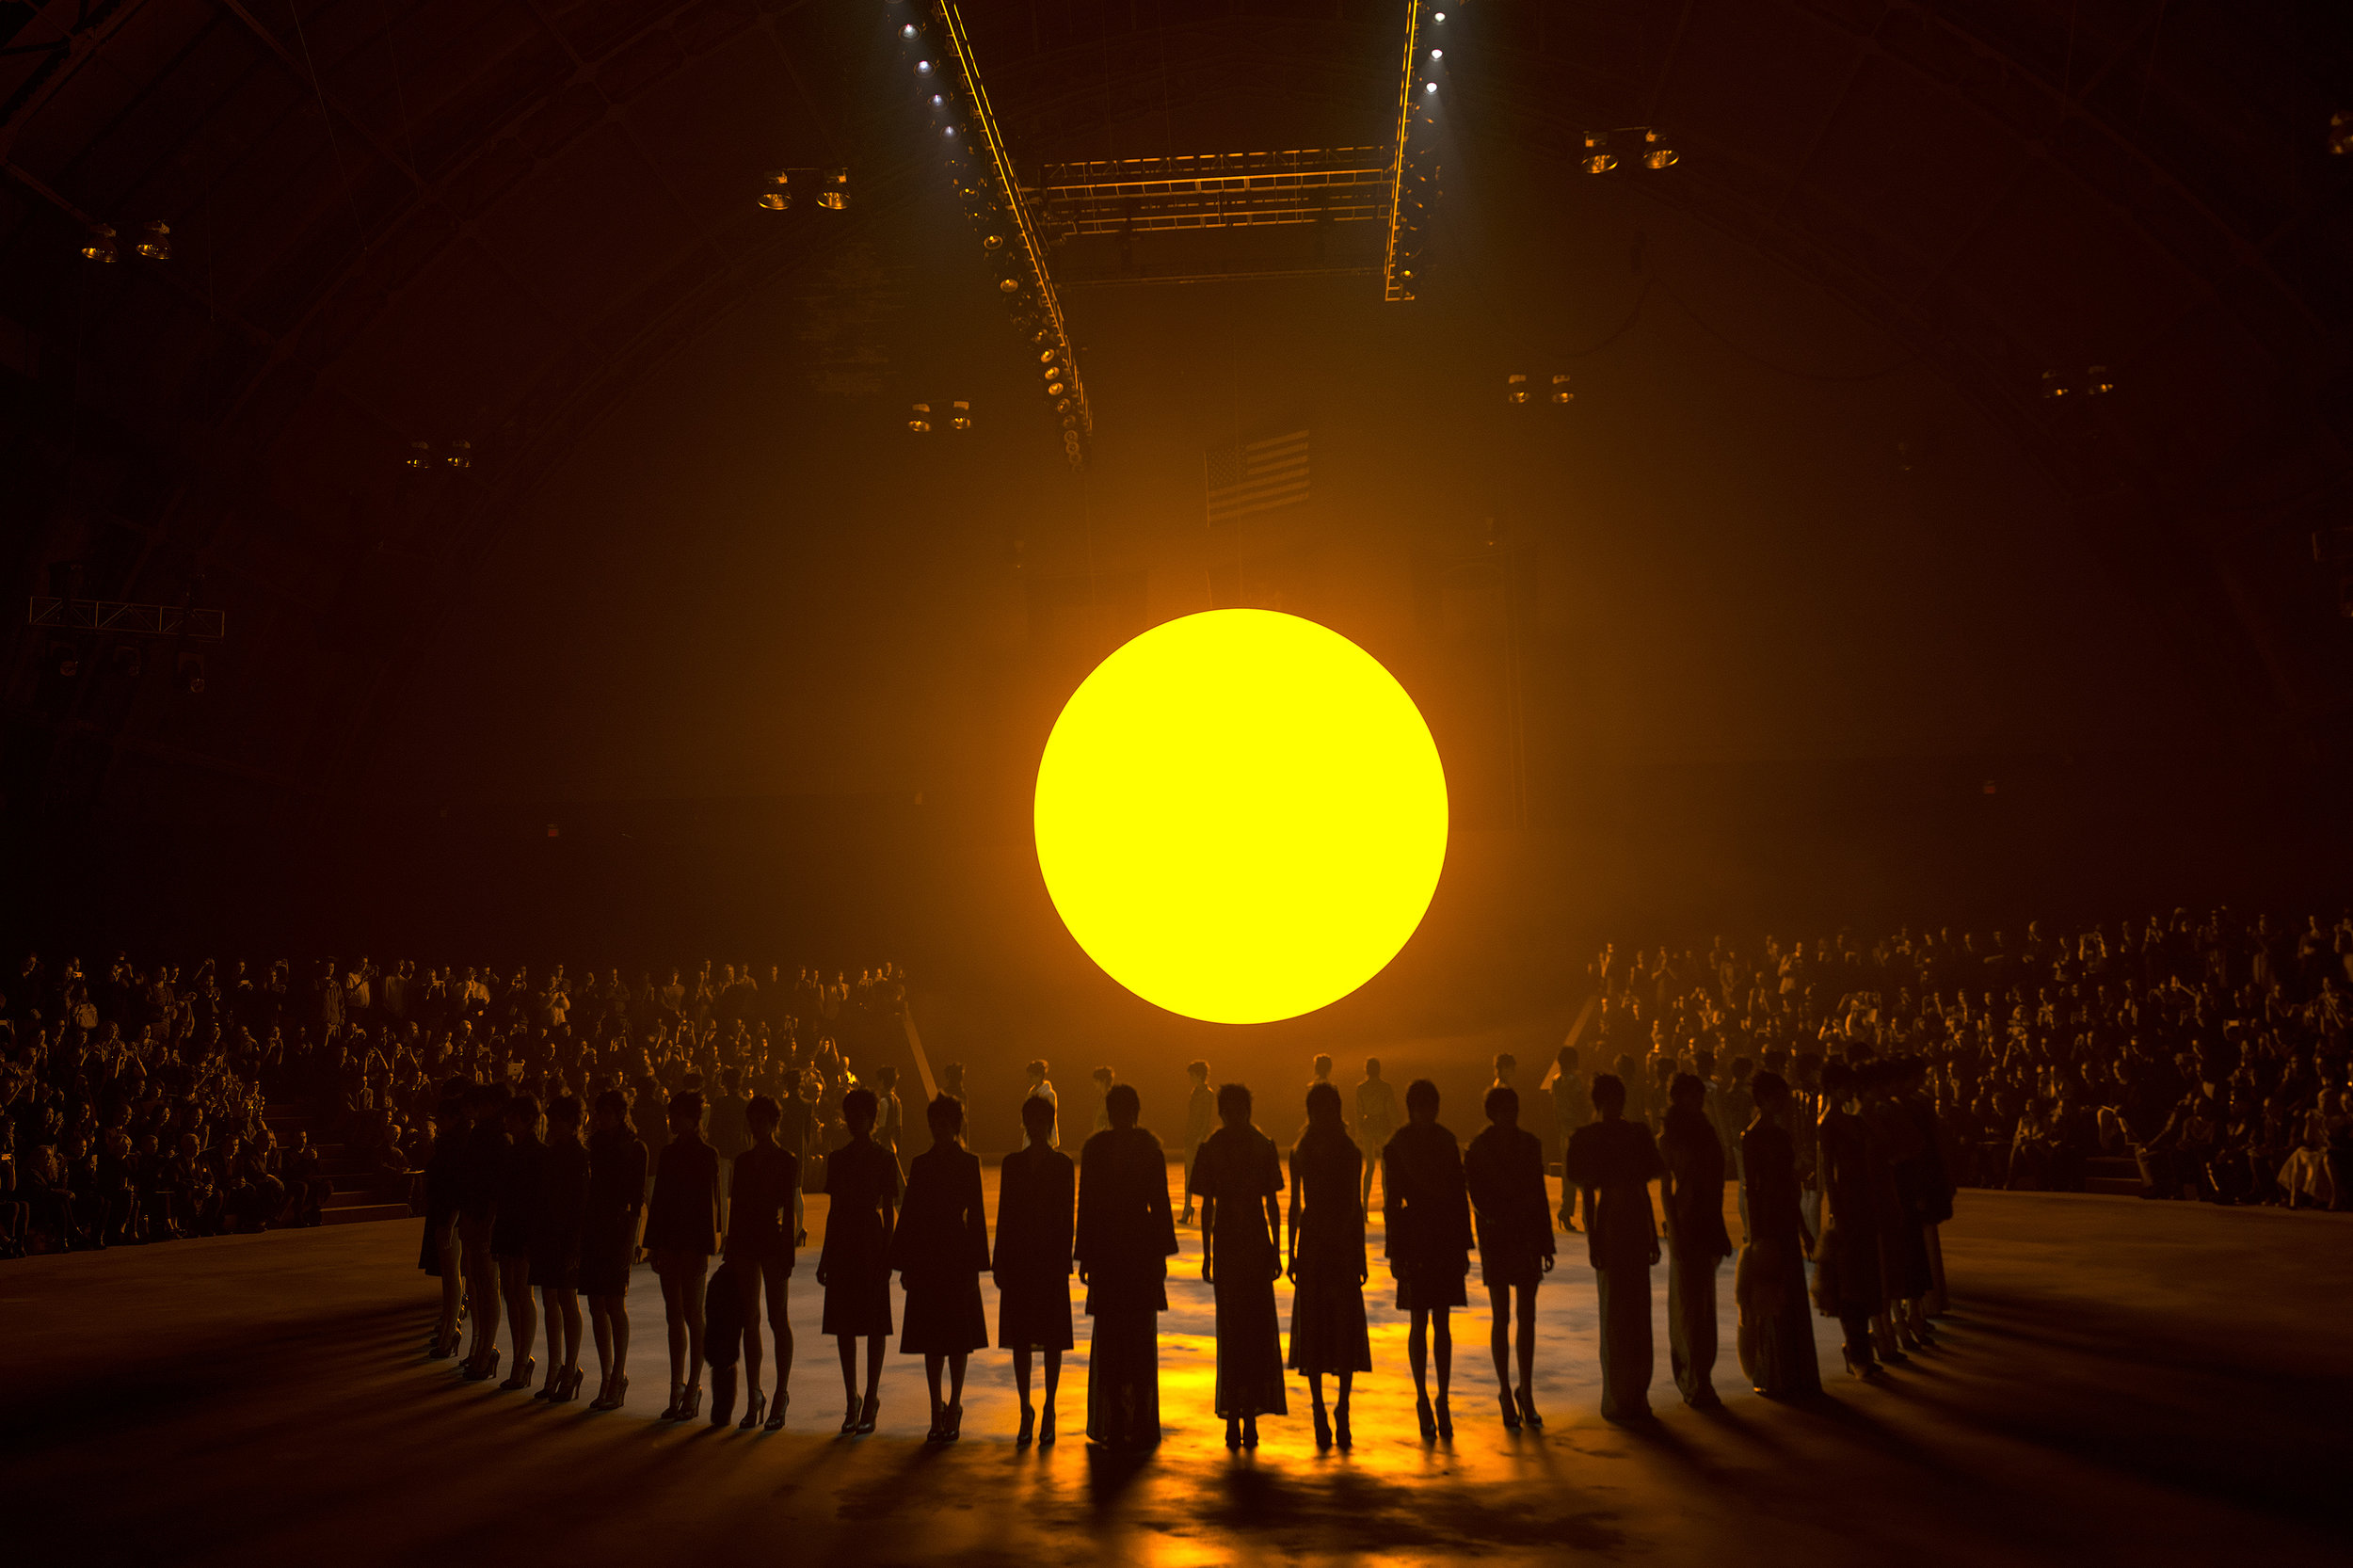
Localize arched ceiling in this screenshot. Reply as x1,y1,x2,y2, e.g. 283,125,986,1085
6,0,2353,832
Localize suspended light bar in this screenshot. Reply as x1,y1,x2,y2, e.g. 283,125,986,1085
1382,1,1438,304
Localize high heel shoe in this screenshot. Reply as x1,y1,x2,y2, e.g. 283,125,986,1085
764,1393,787,1432
680,1385,703,1422
1434,1396,1452,1440
1415,1395,1436,1442
943,1402,963,1442
1516,1386,1544,1430
1842,1349,1884,1380
535,1366,563,1400
662,1383,686,1420
1498,1391,1521,1431
1016,1403,1036,1447
840,1397,862,1435
558,1368,585,1403
1334,1406,1353,1450
740,1389,767,1431
498,1355,535,1392
1038,1404,1055,1446
856,1393,878,1434
464,1347,501,1383
1312,1405,1333,1450
589,1372,625,1411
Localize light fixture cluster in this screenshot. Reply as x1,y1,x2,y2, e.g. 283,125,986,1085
2039,366,2116,400
757,167,850,212
1504,372,1573,408
1581,127,1676,173
403,439,473,472
1383,2,1449,303
898,1,1090,466
908,399,974,434
2331,110,2353,156
79,218,170,263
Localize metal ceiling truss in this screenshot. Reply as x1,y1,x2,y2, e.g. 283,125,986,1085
1381,1,1437,303
1034,147,1390,238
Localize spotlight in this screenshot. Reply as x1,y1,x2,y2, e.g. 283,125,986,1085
951,400,973,432
1505,373,1529,407
1581,134,1616,173
1430,48,1443,59
999,277,1021,293
932,93,943,105
445,440,472,470
50,642,80,678
759,169,792,210
109,644,142,680
901,23,916,37
909,402,933,434
2084,365,2115,395
818,190,848,209
917,58,931,73
983,233,1004,249
944,126,956,136
2333,110,2353,155
404,441,433,471
1424,81,1437,93
1549,373,1573,405
175,653,206,696
135,219,171,260
1433,9,1446,19
2040,370,2071,400
1641,129,1676,169
1046,379,1066,396
79,224,117,263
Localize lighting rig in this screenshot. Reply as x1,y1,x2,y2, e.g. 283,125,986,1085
756,167,851,212
1580,127,1677,173
895,1,1091,469
1382,3,1446,303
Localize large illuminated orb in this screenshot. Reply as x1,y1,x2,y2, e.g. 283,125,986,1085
1033,609,1449,1025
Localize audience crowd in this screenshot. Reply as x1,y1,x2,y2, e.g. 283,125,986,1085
1574,908,2353,1210
0,953,909,1257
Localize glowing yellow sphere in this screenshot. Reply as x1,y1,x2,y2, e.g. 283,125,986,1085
1033,609,1449,1025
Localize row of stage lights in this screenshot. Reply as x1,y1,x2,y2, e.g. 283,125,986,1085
1581,127,1677,174
1505,373,1574,406
908,400,973,433
757,167,851,212
896,2,1090,464
78,219,170,263
403,440,472,471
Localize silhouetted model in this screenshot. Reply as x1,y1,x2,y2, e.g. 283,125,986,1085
1190,1081,1288,1448
1075,1082,1177,1448
1287,1081,1371,1450
1355,1059,1399,1209
1897,1058,1956,1318
1383,1077,1472,1440
994,1094,1075,1446
723,1094,798,1431
819,1086,899,1433
418,1080,468,1360
492,1094,547,1393
1465,1084,1554,1431
1178,1061,1214,1225
893,1094,990,1442
533,1094,591,1402
1735,1070,1820,1399
582,1089,648,1411
1659,1073,1732,1409
1565,1072,1665,1422
1812,1062,1885,1377
456,1082,510,1382
643,1091,720,1421
1863,1060,1935,1356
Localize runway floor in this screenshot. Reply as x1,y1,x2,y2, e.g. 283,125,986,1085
3,1174,2348,1567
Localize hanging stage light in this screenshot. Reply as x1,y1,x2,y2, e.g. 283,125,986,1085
2084,365,2116,396
1641,129,1677,169
136,220,171,260
2332,110,2353,155
79,224,117,263
445,440,472,470
404,441,433,471
1549,373,1574,404
951,400,973,431
1505,373,1530,406
1581,133,1617,174
910,402,934,434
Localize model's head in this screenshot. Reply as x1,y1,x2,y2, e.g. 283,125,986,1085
1311,1053,1333,1079
926,1093,965,1144
1020,1093,1056,1142
667,1091,705,1137
841,1086,878,1134
1591,1073,1627,1117
547,1095,583,1135
1105,1083,1141,1129
1186,1059,1209,1082
1216,1081,1253,1128
1305,1080,1342,1131
1484,1083,1520,1127
746,1095,780,1136
1669,1072,1706,1112
592,1088,631,1134
1750,1070,1791,1112
1405,1077,1440,1124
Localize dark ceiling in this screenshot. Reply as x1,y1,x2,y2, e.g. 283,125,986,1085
7,0,2353,872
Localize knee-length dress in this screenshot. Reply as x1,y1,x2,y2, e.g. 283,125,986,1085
1465,1121,1555,1288
892,1142,990,1355
724,1138,798,1271
1287,1127,1372,1375
820,1133,900,1336
1382,1121,1472,1310
532,1133,590,1290
993,1141,1075,1352
641,1133,721,1278
1188,1123,1289,1418
578,1128,647,1296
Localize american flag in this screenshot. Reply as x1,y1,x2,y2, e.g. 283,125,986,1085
1205,429,1310,524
